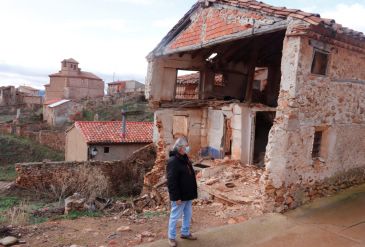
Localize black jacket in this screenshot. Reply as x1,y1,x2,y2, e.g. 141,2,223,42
166,151,198,202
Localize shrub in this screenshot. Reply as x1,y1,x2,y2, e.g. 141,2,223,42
34,165,111,202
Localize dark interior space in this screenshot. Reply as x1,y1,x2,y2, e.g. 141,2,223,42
180,30,286,106
253,111,275,166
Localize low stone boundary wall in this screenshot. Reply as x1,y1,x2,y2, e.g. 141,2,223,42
15,144,157,197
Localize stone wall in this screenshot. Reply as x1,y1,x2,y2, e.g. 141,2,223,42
16,144,157,196
262,22,365,212
0,123,65,151
38,130,65,152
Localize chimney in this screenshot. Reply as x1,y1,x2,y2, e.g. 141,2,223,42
121,109,126,138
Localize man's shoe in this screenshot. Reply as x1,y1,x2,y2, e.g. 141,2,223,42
180,234,197,240
168,239,178,247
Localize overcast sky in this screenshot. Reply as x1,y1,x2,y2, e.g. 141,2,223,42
0,0,365,89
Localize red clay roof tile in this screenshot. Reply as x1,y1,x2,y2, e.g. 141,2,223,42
212,0,364,40
75,121,153,144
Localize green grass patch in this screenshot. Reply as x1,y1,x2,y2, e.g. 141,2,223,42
0,196,20,212
0,134,64,166
76,100,154,122
0,165,16,181
56,210,102,220
142,210,168,219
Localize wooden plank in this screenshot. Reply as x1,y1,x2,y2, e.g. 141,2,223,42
244,42,259,102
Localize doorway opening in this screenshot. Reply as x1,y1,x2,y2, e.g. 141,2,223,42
222,117,232,156
253,111,275,167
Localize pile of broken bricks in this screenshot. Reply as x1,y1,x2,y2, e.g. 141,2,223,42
196,159,264,207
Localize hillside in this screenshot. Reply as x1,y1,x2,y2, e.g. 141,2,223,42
0,134,64,165
79,96,154,122
0,134,64,181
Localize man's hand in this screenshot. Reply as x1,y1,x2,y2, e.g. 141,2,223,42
176,200,182,205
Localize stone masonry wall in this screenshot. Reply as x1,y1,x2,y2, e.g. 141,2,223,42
262,22,365,212
16,144,156,196
16,161,136,196
38,130,65,152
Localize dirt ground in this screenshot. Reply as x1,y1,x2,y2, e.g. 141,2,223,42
1,161,264,247
9,201,258,247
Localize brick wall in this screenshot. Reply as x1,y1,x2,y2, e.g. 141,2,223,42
169,7,275,50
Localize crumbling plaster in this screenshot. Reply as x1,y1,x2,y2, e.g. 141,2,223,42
154,108,203,157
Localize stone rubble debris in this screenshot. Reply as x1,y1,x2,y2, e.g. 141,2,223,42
0,236,18,246
64,193,86,214
197,160,264,207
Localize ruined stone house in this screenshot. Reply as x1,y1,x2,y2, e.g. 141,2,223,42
65,121,153,162
107,80,145,96
0,86,17,107
44,99,83,127
45,58,104,102
17,86,40,96
0,85,42,111
146,0,365,211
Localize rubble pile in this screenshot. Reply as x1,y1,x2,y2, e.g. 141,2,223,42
143,121,166,188
53,155,265,221
197,159,264,208
141,120,170,208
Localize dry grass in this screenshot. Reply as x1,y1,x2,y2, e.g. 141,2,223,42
5,201,30,226
34,165,111,202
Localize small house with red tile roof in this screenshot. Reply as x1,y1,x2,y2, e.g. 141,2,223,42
146,0,365,211
65,121,153,161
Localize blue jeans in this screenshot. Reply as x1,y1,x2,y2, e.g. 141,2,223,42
168,200,193,240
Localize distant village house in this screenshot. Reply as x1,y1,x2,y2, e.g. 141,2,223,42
0,85,42,110
65,121,153,161
44,58,104,102
43,99,83,127
17,86,40,96
0,86,17,107
107,80,145,96
43,58,104,126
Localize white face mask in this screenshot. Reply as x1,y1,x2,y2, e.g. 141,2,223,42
185,146,191,154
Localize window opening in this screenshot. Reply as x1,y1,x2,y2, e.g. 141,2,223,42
104,147,110,154
311,50,329,75
252,67,268,104
175,70,200,100
312,131,323,158
214,73,225,87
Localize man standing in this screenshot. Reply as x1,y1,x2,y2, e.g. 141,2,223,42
167,137,198,247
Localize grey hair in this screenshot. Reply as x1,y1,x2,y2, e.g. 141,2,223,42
172,136,188,151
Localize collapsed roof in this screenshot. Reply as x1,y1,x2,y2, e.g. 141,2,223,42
149,0,365,58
